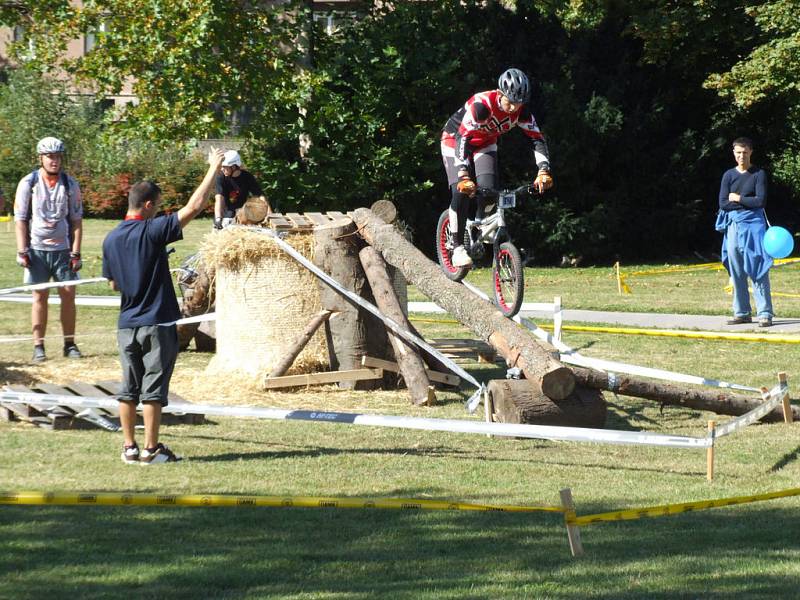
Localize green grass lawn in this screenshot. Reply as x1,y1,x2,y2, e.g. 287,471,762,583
1,218,799,599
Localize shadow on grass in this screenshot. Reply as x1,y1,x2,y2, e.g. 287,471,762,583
188,444,703,476
770,445,800,472
0,361,41,387
0,502,797,599
190,444,474,463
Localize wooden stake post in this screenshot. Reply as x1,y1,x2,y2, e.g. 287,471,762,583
706,420,715,481
560,488,584,557
779,372,793,424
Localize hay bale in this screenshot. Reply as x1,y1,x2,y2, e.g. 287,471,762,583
201,228,328,383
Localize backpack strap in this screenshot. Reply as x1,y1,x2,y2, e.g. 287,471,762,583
25,169,75,247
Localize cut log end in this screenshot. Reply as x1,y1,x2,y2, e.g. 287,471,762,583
488,379,607,428
539,366,577,401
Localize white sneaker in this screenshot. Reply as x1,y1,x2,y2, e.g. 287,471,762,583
451,246,473,267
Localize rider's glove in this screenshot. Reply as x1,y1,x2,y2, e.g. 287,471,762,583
69,251,82,273
213,217,223,230
456,174,477,196
16,249,30,268
533,169,554,193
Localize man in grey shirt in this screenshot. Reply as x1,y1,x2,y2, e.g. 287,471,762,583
14,137,84,362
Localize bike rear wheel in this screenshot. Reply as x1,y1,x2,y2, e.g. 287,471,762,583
436,209,470,282
493,241,524,317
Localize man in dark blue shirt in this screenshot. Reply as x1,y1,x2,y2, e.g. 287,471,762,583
715,137,773,327
103,148,225,465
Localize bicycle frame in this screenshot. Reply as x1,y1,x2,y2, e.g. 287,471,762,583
466,185,531,249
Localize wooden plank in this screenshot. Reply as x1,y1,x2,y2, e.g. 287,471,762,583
306,212,331,226
263,368,383,389
4,384,73,429
6,384,56,418
28,383,103,430
361,355,460,387
267,214,295,231
285,213,314,230
65,382,118,417
0,403,21,421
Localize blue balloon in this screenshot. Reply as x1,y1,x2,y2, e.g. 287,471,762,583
763,226,794,259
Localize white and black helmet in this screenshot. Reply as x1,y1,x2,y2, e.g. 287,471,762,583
37,136,66,155
498,68,530,104
222,150,242,167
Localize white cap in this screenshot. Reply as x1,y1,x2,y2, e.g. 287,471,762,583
222,150,242,167
37,137,66,154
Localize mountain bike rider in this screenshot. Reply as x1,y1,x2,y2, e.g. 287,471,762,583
440,68,553,267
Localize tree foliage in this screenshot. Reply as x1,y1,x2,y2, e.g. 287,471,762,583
2,0,797,261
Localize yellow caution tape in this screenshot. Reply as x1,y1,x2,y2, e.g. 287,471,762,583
569,487,800,526
0,215,11,222
0,491,563,514
408,317,459,324
619,258,800,294
555,324,800,344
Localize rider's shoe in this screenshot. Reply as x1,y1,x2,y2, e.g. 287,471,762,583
451,245,473,267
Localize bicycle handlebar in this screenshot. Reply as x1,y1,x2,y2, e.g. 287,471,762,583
475,184,537,200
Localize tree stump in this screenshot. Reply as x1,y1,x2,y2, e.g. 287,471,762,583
313,219,390,389
488,379,607,428
176,258,215,351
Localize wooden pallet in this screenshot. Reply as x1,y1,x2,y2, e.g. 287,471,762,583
428,338,499,364
0,381,204,430
266,211,354,232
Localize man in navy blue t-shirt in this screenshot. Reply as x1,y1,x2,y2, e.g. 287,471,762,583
103,148,225,465
715,137,773,327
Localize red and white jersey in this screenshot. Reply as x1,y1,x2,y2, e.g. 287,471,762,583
441,89,550,170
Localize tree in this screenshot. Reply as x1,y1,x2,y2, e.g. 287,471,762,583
705,1,800,199
1,0,303,140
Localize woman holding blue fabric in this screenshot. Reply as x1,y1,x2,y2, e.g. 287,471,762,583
715,137,774,327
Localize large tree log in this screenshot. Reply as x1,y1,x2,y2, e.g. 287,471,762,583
360,246,430,405
572,366,799,422
353,207,574,400
314,219,389,389
488,379,607,427
269,310,333,378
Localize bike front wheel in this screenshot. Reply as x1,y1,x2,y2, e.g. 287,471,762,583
436,209,470,282
493,242,524,317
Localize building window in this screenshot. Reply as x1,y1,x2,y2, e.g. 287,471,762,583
313,11,357,35
12,25,35,59
84,22,107,54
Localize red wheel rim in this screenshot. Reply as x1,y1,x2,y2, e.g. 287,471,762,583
494,248,515,311
439,217,458,273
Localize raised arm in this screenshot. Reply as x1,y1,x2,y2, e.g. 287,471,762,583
178,148,225,230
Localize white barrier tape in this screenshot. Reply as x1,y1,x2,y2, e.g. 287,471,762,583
0,277,108,296
0,391,712,448
607,372,619,392
245,227,483,409
714,384,787,438
0,313,216,344
408,301,560,314
161,313,217,327
513,316,760,394
0,294,120,307
461,280,491,302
